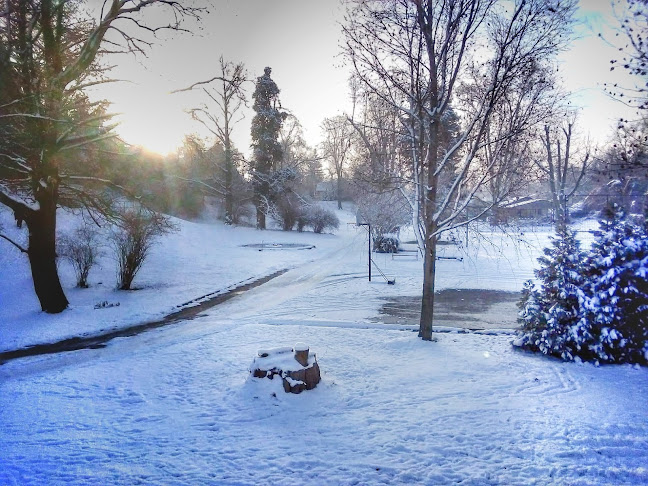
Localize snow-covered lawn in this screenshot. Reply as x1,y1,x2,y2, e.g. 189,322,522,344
0,207,351,351
1,205,646,485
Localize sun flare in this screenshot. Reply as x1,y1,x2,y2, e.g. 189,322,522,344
107,85,189,156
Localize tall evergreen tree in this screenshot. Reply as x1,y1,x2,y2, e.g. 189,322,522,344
250,67,285,229
582,204,648,364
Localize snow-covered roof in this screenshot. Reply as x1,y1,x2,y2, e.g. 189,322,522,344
501,198,551,209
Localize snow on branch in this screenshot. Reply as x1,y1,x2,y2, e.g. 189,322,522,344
0,185,37,215
0,233,28,253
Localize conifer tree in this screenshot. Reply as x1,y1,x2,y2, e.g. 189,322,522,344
251,67,285,229
515,225,588,360
582,204,648,364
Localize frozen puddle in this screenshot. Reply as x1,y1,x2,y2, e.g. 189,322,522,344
375,289,520,330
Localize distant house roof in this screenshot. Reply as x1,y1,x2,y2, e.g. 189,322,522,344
501,197,551,209
505,199,551,208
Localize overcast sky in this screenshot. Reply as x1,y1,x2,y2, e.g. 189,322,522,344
93,0,638,156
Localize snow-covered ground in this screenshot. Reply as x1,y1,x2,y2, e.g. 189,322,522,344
0,205,646,485
0,204,549,351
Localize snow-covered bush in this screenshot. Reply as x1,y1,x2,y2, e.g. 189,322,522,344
299,205,339,234
514,205,648,365
514,225,588,361
270,192,302,231
373,235,399,253
581,205,648,364
354,189,410,240
59,224,102,288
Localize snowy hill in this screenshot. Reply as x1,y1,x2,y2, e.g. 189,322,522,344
0,205,353,351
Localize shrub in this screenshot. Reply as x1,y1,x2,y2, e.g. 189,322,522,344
59,224,102,288
354,189,410,237
301,205,339,234
111,207,176,290
270,192,302,231
373,235,399,253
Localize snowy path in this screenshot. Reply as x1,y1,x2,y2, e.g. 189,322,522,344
197,225,396,327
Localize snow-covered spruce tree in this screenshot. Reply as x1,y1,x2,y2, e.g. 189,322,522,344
582,204,648,364
251,67,285,229
514,225,589,360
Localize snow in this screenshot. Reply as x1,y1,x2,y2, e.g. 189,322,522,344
0,207,346,352
1,205,647,485
293,342,309,352
251,346,316,372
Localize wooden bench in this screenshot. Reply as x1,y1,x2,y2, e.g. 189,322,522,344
392,250,419,260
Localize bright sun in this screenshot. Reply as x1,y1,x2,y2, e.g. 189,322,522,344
117,117,184,156
108,85,189,156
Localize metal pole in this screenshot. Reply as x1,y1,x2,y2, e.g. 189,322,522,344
357,222,372,282
368,223,371,282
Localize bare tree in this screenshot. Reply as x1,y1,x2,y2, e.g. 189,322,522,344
344,0,576,340
536,118,591,228
608,0,648,110
321,116,354,209
472,65,555,213
110,206,176,291
59,223,102,288
177,57,247,224
590,116,648,212
347,92,413,242
0,0,201,312
348,90,410,191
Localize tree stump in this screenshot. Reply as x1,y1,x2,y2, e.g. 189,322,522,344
250,344,321,394
294,342,309,366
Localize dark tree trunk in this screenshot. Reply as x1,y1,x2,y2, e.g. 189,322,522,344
337,174,343,210
419,230,437,341
27,203,68,313
224,147,233,224
256,195,266,230
255,174,269,230
418,108,440,341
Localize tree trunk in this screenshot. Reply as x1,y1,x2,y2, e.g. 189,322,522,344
418,107,440,341
27,203,68,313
337,174,343,210
256,198,266,230
224,147,233,224
419,231,437,340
